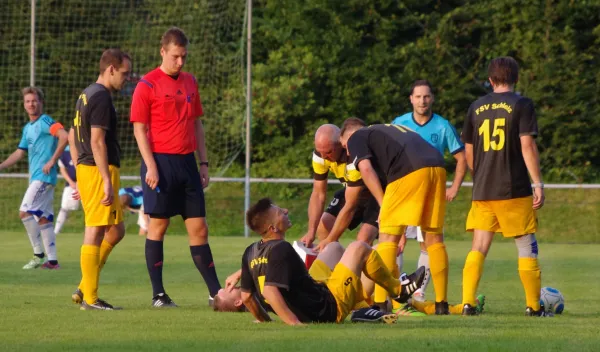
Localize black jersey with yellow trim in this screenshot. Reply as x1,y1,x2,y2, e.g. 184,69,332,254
312,150,363,187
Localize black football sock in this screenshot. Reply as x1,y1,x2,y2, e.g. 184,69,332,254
145,239,165,297
190,244,221,297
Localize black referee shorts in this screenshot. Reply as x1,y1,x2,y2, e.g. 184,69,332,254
324,188,379,230
141,153,206,219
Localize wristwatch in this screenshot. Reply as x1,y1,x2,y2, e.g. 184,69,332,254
532,183,544,189
199,161,209,167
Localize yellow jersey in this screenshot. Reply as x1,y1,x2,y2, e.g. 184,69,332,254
311,151,363,187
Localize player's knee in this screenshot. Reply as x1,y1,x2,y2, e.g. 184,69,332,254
19,211,30,219
515,234,538,258
320,241,344,256
345,241,371,259
38,217,51,224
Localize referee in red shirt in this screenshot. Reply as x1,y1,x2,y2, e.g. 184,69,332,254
130,27,221,307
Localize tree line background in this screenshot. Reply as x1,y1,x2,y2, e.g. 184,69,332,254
1,0,599,182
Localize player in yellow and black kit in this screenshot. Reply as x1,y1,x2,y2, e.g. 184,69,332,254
340,118,451,315
455,57,548,317
68,49,131,310
300,124,379,253
239,198,426,325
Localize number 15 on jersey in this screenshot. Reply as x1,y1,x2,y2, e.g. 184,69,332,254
478,118,505,151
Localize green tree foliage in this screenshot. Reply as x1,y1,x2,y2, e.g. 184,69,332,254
1,1,598,181
249,0,600,181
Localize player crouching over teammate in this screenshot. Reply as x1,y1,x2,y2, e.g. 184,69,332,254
231,198,425,325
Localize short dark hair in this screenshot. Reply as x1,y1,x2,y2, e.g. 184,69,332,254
99,48,131,74
22,87,44,102
161,27,189,48
246,198,273,234
410,80,434,95
340,117,366,136
488,57,519,86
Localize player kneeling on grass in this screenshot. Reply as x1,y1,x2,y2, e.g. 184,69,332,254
231,198,426,325
119,186,148,236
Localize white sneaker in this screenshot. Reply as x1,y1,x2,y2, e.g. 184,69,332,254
23,256,44,269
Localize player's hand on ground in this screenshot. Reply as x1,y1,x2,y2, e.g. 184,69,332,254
314,238,332,253
299,233,316,248
532,187,545,210
145,167,159,190
398,234,407,254
446,186,459,201
199,164,209,188
42,160,54,174
101,181,114,206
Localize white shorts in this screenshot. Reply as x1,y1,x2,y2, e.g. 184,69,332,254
61,186,81,211
20,181,55,222
405,226,425,242
405,226,444,242
137,205,148,230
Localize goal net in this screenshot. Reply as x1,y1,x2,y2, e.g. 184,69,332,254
0,0,247,232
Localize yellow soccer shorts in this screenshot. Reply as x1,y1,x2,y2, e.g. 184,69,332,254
325,263,363,323
77,164,123,227
308,259,332,283
379,167,447,236
466,196,537,237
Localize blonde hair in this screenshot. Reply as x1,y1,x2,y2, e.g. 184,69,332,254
22,87,44,102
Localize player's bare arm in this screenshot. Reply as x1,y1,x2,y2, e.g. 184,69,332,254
0,149,27,171
194,119,210,188
261,285,303,326
241,291,272,322
300,178,328,247
43,127,68,175
447,150,467,201
225,269,242,292
90,126,113,206
520,135,544,209
132,122,159,190
67,128,81,200
59,163,76,189
356,159,384,206
315,185,361,252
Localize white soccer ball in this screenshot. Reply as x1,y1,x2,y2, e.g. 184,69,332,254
540,287,564,314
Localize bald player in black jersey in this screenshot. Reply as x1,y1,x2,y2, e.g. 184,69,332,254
340,118,451,315
239,198,426,325
455,57,548,316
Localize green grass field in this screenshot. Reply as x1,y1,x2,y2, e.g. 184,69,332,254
0,178,599,243
1,234,599,352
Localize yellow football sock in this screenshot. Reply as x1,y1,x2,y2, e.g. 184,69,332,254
449,303,464,315
78,240,115,291
427,242,449,302
518,257,541,311
365,245,400,300
353,300,370,310
80,245,100,304
390,263,402,310
462,251,485,306
411,300,436,315
99,240,114,269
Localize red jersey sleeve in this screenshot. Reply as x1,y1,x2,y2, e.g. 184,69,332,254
130,79,154,123
191,75,204,119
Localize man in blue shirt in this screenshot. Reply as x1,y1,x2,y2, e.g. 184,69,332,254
54,146,81,234
119,186,148,235
391,80,467,304
0,87,68,269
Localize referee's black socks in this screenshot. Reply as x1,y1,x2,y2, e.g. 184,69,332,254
190,244,221,297
145,239,166,297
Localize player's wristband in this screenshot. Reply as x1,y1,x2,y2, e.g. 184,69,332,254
532,182,544,189
199,161,209,167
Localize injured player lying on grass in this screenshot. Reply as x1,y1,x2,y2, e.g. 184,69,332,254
212,197,428,325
